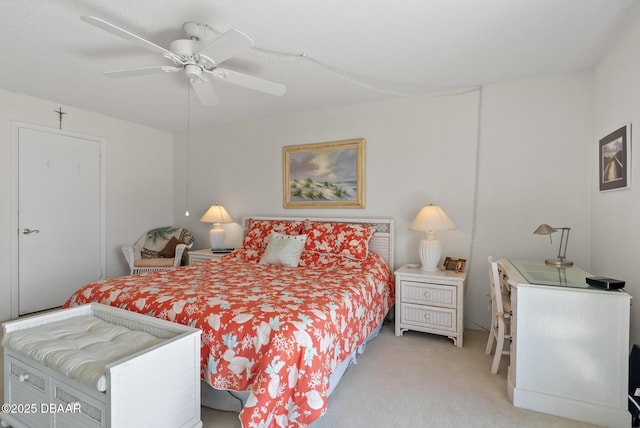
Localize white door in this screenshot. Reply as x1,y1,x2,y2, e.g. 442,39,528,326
12,123,105,315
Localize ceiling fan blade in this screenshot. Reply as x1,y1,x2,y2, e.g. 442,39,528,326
197,29,254,66
212,68,287,96
190,78,219,106
81,16,183,63
104,66,182,78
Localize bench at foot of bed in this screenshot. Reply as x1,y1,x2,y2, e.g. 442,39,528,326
1,303,202,428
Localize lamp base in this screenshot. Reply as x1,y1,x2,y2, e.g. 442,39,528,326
418,237,441,272
209,226,226,250
545,258,573,267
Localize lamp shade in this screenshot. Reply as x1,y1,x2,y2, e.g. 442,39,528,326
409,204,457,233
200,205,232,224
533,224,557,235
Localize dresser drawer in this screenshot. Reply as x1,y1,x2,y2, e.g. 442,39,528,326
400,280,456,308
52,379,106,428
5,355,50,427
400,303,456,332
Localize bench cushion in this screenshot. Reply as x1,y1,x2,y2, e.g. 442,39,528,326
2,315,164,392
134,257,176,267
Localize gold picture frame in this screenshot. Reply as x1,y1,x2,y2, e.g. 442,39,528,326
443,257,466,273
283,138,365,208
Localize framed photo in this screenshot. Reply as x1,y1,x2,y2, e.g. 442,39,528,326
599,124,631,191
283,138,365,208
443,257,466,273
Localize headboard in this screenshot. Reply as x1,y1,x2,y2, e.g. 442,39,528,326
242,216,394,269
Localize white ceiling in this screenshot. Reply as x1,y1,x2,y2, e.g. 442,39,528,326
1,0,638,132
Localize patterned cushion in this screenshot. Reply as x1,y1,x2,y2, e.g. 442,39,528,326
135,227,193,265
242,219,305,250
302,221,374,260
134,258,175,267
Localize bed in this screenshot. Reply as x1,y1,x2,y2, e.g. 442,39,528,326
64,216,394,428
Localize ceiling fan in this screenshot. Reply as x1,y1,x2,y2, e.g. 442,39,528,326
81,16,286,106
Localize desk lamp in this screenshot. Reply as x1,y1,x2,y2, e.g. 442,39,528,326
409,204,456,271
200,205,233,250
533,224,573,267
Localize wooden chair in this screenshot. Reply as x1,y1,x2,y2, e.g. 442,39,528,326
121,226,194,275
485,257,512,374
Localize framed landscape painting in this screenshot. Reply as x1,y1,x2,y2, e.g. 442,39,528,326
283,138,365,208
599,124,631,191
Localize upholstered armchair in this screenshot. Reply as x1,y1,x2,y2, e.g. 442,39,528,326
122,226,194,275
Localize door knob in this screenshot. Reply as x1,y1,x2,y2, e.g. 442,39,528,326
22,228,40,235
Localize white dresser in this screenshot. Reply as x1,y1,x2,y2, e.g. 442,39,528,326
500,259,631,427
394,265,466,347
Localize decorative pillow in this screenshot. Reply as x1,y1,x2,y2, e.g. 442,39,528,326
242,219,305,250
225,248,263,263
158,236,182,258
136,226,194,260
260,232,307,267
303,221,374,260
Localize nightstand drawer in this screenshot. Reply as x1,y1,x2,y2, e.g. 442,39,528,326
400,280,456,308
400,303,456,332
188,249,231,265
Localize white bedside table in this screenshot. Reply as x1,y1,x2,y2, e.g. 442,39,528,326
187,248,233,265
394,264,466,347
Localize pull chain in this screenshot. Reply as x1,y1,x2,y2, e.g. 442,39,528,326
185,84,191,217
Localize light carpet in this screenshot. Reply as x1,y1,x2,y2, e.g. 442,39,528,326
201,323,601,428
1,323,602,427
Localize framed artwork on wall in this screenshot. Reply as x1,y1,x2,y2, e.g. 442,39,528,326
599,124,631,191
283,138,365,208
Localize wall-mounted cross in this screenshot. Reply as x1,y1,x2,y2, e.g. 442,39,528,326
54,106,67,129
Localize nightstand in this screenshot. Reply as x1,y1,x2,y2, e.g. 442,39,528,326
187,248,232,265
394,264,466,347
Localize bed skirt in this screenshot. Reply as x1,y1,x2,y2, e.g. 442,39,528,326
201,319,385,412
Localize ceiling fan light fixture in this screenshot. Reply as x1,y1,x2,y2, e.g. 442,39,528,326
82,16,287,105
169,39,198,58
184,64,202,80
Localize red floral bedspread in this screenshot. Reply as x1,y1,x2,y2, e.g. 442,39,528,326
64,249,393,427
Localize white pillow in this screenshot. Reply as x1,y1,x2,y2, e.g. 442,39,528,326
260,232,307,267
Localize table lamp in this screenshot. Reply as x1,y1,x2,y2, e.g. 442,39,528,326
200,205,233,250
409,204,456,271
533,223,573,267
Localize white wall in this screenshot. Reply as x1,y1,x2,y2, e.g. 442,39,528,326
0,89,174,322
593,13,640,346
469,73,593,328
174,79,593,331
0,72,597,333
173,92,480,270
1,34,627,336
